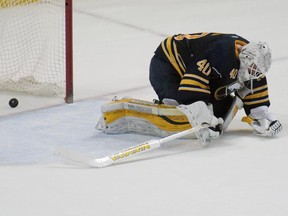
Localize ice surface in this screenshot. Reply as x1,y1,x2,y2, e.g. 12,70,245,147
1,0,288,215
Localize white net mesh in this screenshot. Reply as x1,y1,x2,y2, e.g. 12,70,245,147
0,0,66,96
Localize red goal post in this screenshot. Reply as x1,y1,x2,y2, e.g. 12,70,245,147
65,0,73,103
0,0,73,103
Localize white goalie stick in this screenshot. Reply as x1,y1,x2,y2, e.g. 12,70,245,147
54,124,209,168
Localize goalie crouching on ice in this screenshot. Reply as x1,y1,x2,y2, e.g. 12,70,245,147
97,32,282,145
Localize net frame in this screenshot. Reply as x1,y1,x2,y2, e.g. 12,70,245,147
0,0,73,103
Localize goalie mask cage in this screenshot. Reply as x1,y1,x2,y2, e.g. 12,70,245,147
0,0,73,103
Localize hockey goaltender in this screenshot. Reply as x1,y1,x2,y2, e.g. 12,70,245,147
97,32,282,145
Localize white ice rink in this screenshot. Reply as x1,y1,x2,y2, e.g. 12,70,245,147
1,0,288,215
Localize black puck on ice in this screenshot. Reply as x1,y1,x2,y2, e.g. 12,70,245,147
9,98,19,108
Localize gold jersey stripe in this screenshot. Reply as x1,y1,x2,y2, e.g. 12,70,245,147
174,32,209,40
244,98,269,106
179,86,211,94
184,74,209,84
252,84,268,93
244,90,268,100
173,42,186,72
180,79,210,90
161,38,183,78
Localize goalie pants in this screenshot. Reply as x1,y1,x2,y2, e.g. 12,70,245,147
149,54,234,120
149,55,181,102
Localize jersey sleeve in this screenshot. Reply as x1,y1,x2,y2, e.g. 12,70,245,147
240,76,270,115
177,53,215,105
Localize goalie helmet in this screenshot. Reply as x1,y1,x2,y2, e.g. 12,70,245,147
238,41,272,83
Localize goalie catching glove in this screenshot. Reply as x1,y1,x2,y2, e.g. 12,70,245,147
177,101,224,145
242,106,282,137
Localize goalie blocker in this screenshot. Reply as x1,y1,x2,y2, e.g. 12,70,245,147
96,96,243,139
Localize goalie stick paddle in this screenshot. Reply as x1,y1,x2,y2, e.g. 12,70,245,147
54,124,209,168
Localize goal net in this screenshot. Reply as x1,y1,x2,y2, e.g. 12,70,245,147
0,0,73,103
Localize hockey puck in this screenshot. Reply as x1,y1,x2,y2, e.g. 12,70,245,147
9,98,19,108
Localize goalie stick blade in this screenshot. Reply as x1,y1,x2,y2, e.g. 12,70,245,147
54,140,159,168
55,124,208,168
54,147,113,168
